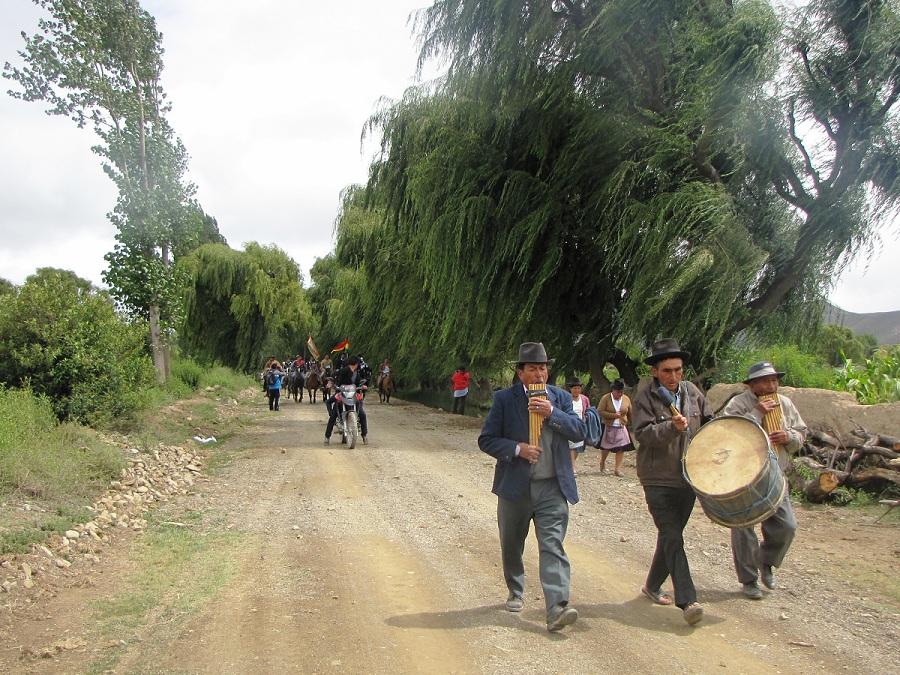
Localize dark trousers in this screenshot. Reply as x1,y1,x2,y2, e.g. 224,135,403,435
643,485,698,608
325,402,368,438
452,394,467,415
267,388,280,410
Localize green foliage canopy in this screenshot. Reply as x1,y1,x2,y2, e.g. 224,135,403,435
179,243,317,372
0,269,157,426
318,0,899,389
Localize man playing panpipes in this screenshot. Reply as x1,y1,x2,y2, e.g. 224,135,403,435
724,361,807,600
478,342,586,632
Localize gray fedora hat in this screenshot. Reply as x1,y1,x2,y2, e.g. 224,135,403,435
643,338,691,366
510,342,555,365
743,361,785,384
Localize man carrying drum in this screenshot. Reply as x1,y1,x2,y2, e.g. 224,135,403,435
724,361,807,600
633,338,713,626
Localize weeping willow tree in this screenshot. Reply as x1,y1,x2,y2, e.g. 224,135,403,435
331,0,899,385
178,243,316,372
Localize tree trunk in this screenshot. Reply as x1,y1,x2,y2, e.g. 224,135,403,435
587,346,610,397
844,468,900,490
160,243,172,382
149,302,166,384
609,347,641,387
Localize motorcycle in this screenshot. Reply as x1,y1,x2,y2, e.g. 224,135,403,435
335,379,366,448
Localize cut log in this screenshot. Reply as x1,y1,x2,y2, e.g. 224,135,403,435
849,428,900,451
785,458,846,503
872,434,900,451
803,471,842,503
809,429,841,448
844,468,900,489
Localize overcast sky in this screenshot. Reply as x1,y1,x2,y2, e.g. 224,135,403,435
1,0,897,313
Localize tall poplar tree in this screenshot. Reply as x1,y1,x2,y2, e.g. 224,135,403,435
3,0,216,382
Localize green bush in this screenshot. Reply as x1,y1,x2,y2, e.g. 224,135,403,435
172,358,205,390
198,366,256,395
0,387,125,499
815,325,878,367
714,343,836,389
836,346,900,404
0,269,157,427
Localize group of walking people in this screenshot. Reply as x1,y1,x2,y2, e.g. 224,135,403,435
479,339,806,631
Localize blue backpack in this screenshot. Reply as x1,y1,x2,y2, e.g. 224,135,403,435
584,406,603,447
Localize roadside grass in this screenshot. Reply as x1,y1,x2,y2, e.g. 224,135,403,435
0,367,257,556
86,510,244,673
0,388,126,554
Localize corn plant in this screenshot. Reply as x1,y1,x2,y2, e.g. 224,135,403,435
837,347,900,404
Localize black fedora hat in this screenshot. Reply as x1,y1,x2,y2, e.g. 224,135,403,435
566,376,583,388
643,338,691,366
510,342,555,365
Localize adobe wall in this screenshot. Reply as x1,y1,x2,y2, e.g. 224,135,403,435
707,383,900,439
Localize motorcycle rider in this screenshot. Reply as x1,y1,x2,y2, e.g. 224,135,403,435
324,356,368,445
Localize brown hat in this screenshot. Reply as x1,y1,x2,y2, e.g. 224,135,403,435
743,361,785,384
644,338,691,366
510,342,555,365
566,376,583,388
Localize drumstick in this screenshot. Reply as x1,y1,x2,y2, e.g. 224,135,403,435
656,386,687,429
656,386,681,416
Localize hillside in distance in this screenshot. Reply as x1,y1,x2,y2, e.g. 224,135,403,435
824,302,900,346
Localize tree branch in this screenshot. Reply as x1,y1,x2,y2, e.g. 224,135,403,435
788,98,821,192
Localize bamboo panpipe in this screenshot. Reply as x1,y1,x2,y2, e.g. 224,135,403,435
759,393,784,445
527,383,547,445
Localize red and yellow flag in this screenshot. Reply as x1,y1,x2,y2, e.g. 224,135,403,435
331,339,350,353
306,335,320,360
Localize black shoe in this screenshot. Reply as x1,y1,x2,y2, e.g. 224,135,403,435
742,581,763,599
546,604,577,632
683,602,704,625
761,564,777,590
505,594,524,612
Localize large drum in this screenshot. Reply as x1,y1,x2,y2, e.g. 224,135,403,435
684,416,786,529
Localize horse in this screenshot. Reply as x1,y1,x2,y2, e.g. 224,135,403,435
305,369,322,403
288,368,303,402
379,372,394,404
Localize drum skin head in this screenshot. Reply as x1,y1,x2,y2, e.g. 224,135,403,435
685,417,770,495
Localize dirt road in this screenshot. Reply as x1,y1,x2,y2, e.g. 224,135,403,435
2,395,898,673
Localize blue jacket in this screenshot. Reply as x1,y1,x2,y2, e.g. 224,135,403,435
478,382,584,504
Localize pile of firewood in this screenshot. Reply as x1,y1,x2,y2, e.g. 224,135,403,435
786,426,900,504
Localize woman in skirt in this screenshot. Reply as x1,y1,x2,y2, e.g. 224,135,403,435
598,378,633,476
